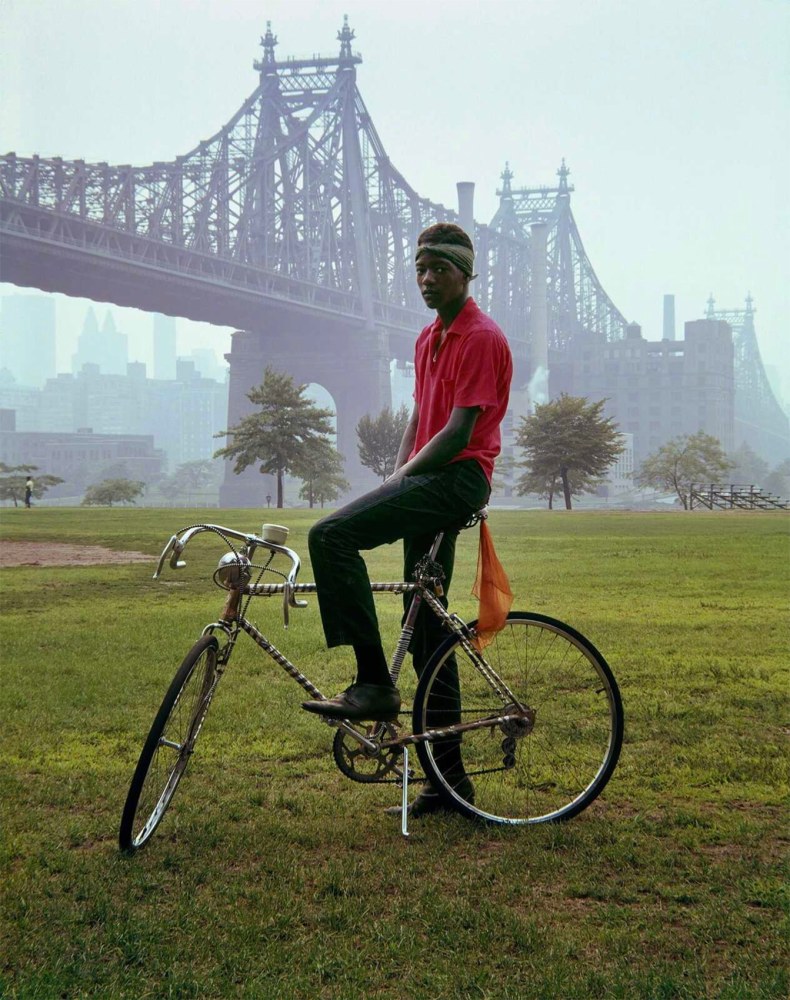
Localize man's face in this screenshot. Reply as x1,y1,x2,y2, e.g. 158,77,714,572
415,250,469,311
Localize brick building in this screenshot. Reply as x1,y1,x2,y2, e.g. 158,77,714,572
553,319,734,464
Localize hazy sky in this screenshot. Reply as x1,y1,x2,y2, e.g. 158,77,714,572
1,0,788,397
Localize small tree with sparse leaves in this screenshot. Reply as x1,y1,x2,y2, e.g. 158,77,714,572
160,459,224,504
0,463,64,506
357,404,410,481
636,432,733,509
82,478,145,506
727,442,769,486
764,458,790,499
296,440,349,509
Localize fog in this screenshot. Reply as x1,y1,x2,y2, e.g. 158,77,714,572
1,0,788,398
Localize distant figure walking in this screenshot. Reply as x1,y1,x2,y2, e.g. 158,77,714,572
24,476,34,508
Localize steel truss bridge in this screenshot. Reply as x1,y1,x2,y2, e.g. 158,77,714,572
0,20,625,359
1,18,785,495
705,294,789,458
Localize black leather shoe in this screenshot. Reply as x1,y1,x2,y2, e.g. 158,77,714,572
386,775,475,818
302,683,401,722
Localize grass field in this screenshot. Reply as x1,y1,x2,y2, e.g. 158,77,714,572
1,506,788,999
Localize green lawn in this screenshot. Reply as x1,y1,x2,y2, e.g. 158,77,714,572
1,507,788,999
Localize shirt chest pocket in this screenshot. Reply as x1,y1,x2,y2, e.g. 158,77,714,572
438,378,456,409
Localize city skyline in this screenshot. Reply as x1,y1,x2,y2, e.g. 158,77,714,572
1,0,788,402
0,292,228,385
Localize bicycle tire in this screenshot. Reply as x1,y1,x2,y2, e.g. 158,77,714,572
412,612,623,825
119,635,220,852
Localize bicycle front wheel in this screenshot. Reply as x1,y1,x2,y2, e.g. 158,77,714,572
119,635,220,852
412,612,623,825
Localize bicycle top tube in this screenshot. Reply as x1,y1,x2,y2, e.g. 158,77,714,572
153,508,488,606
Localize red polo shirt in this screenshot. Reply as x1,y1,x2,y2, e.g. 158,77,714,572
410,297,513,483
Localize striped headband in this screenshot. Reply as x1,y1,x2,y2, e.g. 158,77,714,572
415,243,475,277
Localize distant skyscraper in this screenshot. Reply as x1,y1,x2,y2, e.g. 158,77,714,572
153,313,177,380
71,307,128,374
0,294,56,387
187,347,227,383
34,361,228,469
663,295,676,341
71,306,99,373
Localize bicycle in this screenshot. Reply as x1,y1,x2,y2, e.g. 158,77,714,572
119,512,624,852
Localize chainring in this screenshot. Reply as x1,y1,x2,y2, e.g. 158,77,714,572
332,722,404,783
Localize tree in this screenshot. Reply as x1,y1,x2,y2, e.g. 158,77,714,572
95,460,133,484
515,466,565,509
357,404,410,481
515,394,625,510
489,453,516,498
82,478,145,506
0,463,64,506
764,458,790,499
159,459,224,504
728,442,769,486
296,440,349,509
636,431,733,509
214,367,335,508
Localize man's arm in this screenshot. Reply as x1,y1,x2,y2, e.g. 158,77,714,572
393,404,420,472
388,405,480,481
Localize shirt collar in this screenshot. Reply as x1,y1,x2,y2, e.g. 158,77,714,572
427,297,480,340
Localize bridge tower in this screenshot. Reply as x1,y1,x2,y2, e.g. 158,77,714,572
219,19,391,505
489,158,628,401
704,294,790,459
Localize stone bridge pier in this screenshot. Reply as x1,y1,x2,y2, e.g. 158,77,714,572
219,322,392,509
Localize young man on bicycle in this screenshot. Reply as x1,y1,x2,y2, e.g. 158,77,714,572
303,222,513,814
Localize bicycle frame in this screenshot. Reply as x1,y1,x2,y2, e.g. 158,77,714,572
122,521,622,850
154,522,526,756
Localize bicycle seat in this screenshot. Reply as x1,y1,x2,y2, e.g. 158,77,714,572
458,507,488,531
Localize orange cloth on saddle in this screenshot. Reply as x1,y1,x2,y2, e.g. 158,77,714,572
471,520,513,650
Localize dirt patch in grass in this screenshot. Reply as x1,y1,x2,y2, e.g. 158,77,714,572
0,541,152,567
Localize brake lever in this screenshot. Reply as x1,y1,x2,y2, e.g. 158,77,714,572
168,537,186,570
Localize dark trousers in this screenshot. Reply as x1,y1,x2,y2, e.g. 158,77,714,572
308,459,489,674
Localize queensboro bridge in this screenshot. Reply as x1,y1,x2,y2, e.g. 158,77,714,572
2,18,786,503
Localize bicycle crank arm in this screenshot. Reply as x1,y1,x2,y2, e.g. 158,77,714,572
325,718,380,753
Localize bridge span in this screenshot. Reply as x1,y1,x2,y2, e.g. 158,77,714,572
1,17,785,498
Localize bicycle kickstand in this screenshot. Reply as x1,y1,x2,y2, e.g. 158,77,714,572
400,747,410,839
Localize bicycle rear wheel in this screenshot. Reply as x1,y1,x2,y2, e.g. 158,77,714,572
412,612,623,825
119,635,220,852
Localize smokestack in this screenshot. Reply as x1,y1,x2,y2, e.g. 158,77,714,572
663,294,676,341
456,182,475,241
530,221,549,378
